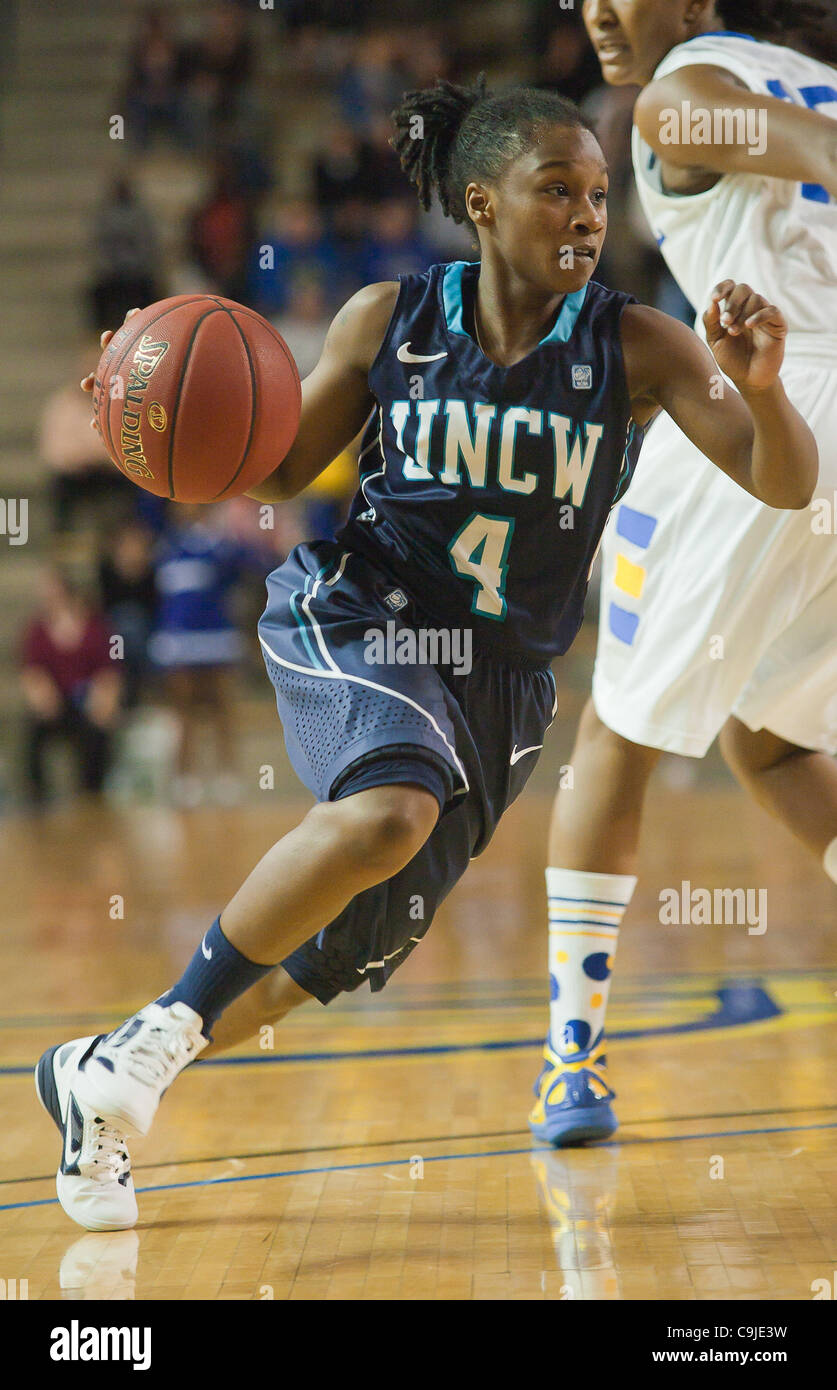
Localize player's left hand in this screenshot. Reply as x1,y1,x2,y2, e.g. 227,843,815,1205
80,307,142,431
703,281,787,391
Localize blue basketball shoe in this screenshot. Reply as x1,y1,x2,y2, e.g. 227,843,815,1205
529,1034,617,1146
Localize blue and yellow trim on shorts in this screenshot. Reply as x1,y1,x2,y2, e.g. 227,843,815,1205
608,499,658,647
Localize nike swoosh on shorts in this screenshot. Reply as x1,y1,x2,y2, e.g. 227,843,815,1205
509,744,543,765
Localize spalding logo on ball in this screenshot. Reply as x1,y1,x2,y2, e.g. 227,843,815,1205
93,294,302,503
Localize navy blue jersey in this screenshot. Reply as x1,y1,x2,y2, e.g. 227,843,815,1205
337,260,644,666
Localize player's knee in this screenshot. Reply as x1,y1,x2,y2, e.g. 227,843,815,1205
720,717,798,779
720,719,749,776
577,696,660,772
328,785,439,877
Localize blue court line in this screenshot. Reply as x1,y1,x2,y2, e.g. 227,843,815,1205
2,1118,836,1214
0,988,729,1029
0,967,829,1030
0,985,784,1078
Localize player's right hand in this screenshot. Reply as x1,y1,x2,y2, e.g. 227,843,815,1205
80,307,142,427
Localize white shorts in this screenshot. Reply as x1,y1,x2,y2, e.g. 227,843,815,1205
592,360,837,757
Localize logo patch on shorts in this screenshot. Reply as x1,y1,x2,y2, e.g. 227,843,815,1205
384,589,408,613
571,364,593,390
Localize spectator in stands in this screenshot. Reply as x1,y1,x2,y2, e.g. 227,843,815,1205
247,199,338,316
393,27,451,88
178,1,253,151
336,31,406,133
359,115,411,203
362,198,435,282
271,270,332,379
122,5,182,150
20,568,121,807
149,506,250,806
188,154,255,302
312,122,372,218
533,13,602,103
98,520,158,709
88,176,162,331
330,198,375,302
39,343,135,532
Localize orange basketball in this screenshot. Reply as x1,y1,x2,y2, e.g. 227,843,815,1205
93,294,301,503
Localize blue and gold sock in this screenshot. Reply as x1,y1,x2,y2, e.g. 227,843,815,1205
545,867,636,1058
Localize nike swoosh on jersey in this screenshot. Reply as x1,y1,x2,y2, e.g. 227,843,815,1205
509,743,543,765
396,342,448,364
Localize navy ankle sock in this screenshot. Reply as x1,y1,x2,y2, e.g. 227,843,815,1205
161,917,275,1039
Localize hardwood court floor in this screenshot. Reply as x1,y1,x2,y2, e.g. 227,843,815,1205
0,782,834,1301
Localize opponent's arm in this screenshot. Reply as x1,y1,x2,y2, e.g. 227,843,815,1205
621,283,818,509
634,65,837,196
246,281,399,502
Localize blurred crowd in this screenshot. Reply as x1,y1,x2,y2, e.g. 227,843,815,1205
24,0,690,812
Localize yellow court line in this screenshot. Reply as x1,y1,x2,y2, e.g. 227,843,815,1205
614,1008,836,1050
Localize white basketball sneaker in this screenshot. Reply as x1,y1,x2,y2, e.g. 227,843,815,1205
35,1035,138,1232
73,1001,208,1137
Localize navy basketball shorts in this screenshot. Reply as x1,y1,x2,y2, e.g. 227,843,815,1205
257,539,557,1004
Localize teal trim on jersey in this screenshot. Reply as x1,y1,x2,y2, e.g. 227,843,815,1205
448,511,516,622
442,260,479,337
442,262,588,347
612,421,636,505
540,285,588,345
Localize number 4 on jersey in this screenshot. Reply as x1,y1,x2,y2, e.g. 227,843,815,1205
448,512,515,621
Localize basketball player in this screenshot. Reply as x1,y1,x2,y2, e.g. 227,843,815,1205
529,0,837,1150
40,78,817,1230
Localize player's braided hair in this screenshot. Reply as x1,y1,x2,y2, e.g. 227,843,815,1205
390,76,595,225
717,0,837,62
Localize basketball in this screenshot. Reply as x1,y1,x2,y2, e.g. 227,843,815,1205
92,295,301,503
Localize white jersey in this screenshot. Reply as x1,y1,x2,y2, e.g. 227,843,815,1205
632,31,837,361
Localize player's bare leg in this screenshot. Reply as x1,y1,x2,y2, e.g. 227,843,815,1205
202,968,310,1057
219,784,438,963
720,718,837,879
39,783,439,1228
548,696,662,874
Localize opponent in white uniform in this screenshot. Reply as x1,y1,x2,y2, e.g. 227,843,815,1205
596,31,837,756
531,1,837,1148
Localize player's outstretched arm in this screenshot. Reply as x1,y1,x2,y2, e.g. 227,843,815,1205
245,281,399,503
634,66,837,197
621,283,818,509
